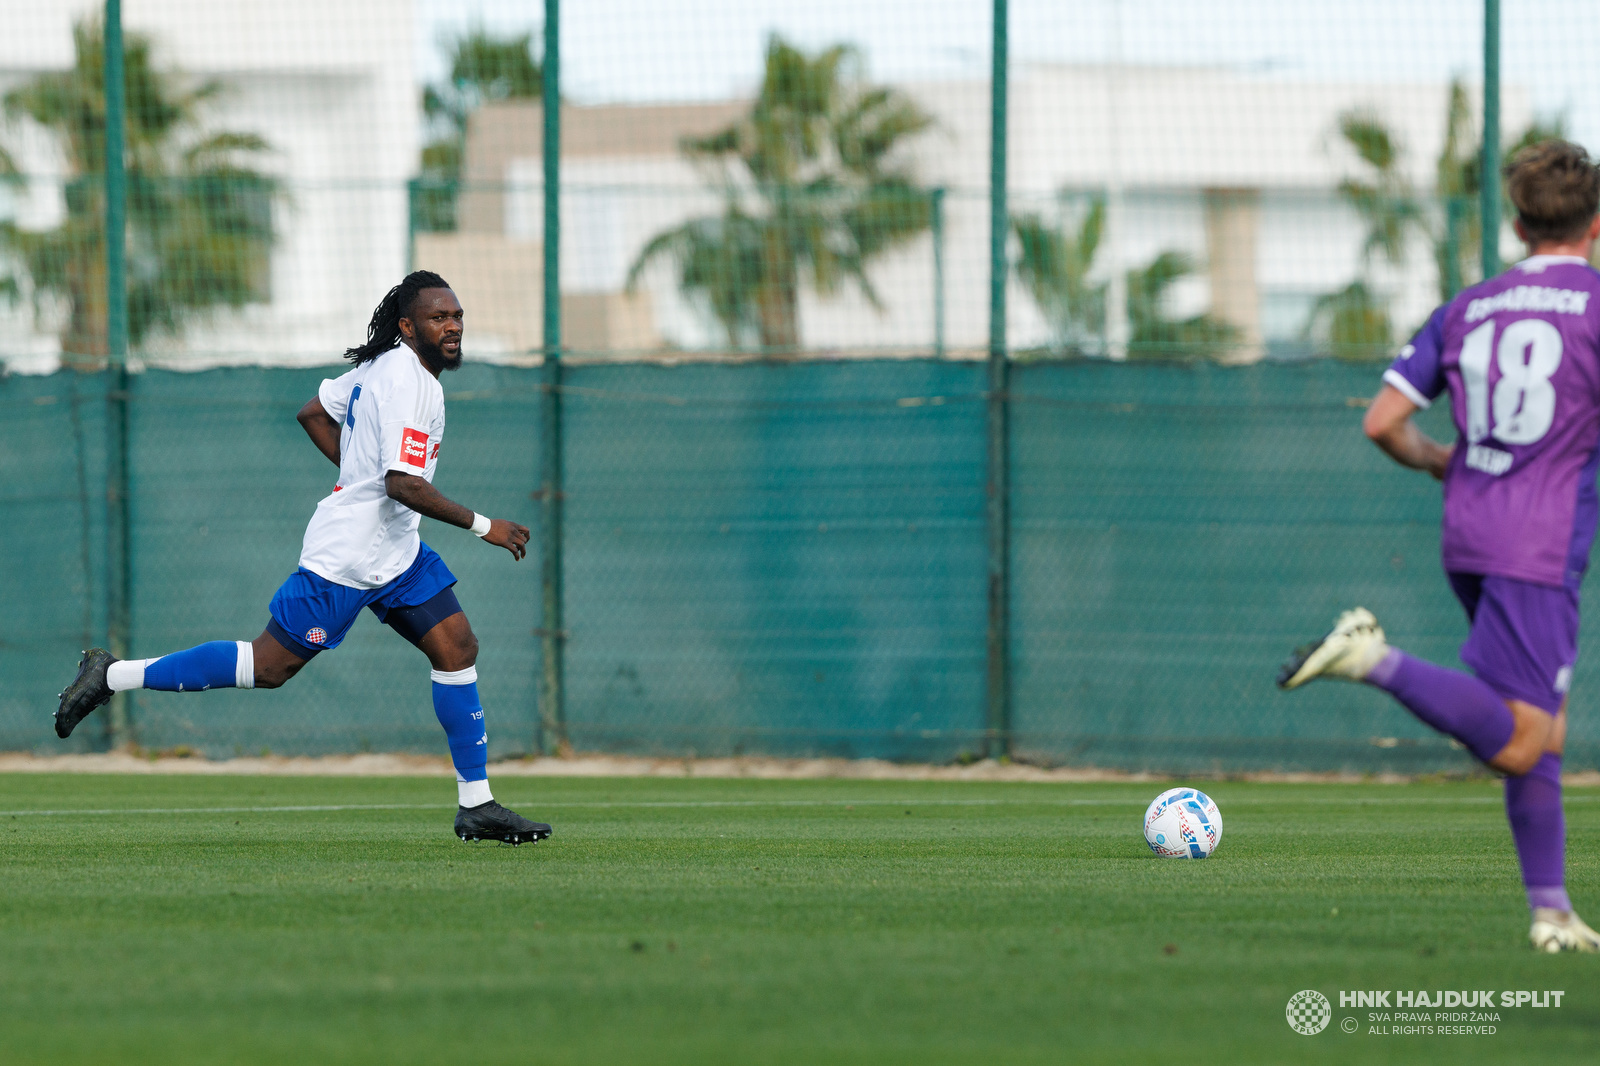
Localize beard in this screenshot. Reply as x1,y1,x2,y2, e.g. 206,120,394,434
414,334,463,372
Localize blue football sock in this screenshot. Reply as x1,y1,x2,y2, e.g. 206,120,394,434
141,641,245,693
431,667,488,785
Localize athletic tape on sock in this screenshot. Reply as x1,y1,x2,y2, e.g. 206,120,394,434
1528,886,1573,912
458,779,493,807
430,666,478,685
106,659,155,692
1365,647,1403,688
235,641,254,690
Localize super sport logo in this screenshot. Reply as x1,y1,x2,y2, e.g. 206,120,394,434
401,428,430,468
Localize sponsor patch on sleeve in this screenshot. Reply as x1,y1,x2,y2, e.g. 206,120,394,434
400,427,430,468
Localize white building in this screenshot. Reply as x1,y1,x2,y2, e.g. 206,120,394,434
0,5,1534,369
0,0,417,373
426,63,1530,363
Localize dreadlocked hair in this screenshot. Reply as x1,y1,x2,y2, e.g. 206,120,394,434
344,270,452,365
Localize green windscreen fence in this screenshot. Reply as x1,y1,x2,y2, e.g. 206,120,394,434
6,2,1600,771
6,358,1577,773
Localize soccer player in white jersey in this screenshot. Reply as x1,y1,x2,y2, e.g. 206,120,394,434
56,271,550,845
1280,142,1600,949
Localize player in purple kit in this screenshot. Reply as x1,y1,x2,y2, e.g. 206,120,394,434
53,271,551,846
1280,141,1600,952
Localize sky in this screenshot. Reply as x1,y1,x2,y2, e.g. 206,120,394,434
416,0,1600,150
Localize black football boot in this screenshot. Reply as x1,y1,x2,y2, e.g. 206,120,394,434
454,800,552,845
56,648,118,739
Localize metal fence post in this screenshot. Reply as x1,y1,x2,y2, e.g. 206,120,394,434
932,186,946,359
405,177,419,270
103,0,133,750
1443,196,1466,297
1481,0,1500,278
984,0,1011,759
537,0,568,755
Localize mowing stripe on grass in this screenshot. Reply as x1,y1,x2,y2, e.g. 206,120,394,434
0,803,452,817
3,792,1590,818
0,799,1039,817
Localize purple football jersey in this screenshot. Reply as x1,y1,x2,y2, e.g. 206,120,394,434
1385,255,1600,588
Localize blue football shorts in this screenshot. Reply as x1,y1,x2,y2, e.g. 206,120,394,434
266,542,461,659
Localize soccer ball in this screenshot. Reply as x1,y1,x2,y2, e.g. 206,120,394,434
1143,787,1223,858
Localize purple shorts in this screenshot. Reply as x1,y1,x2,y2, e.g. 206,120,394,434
1448,572,1579,714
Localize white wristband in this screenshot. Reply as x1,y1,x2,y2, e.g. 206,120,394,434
470,513,492,537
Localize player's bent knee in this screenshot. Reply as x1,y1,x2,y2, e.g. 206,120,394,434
434,639,476,673
1489,700,1558,776
1491,726,1551,776
1489,733,1542,775
1493,746,1542,777
251,650,308,690
432,618,478,670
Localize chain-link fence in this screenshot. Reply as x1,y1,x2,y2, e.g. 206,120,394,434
4,1,1600,771
5,359,1503,771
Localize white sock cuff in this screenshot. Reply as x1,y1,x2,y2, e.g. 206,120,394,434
106,658,155,692
457,778,493,807
431,666,478,685
235,641,255,689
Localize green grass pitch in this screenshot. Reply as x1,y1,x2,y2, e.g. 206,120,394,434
2,774,1599,1064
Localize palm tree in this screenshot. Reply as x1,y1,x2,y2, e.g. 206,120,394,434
1302,281,1392,362
0,18,278,368
1012,198,1105,355
1124,250,1238,357
1434,80,1566,297
627,36,934,352
1012,196,1235,359
1336,111,1426,274
1434,80,1478,297
414,28,543,233
1309,81,1566,359
1301,109,1416,359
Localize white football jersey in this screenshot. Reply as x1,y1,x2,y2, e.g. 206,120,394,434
299,345,445,588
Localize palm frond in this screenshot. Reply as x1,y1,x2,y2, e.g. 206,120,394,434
631,34,935,350
1301,280,1393,360
1011,199,1107,354
628,211,767,347
1340,112,1398,172
0,15,281,357
182,131,273,169
0,143,21,188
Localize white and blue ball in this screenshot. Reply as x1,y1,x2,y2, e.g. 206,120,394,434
1143,787,1223,858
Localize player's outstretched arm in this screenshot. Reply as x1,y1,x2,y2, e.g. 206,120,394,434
384,472,530,561
297,397,342,467
1362,384,1451,480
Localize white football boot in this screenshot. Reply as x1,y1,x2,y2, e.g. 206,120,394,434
1529,908,1600,953
1277,608,1390,690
